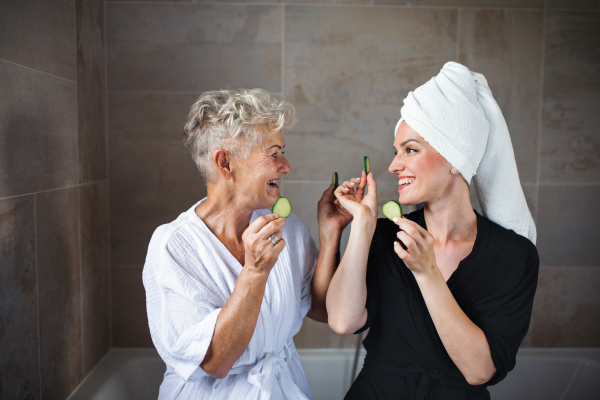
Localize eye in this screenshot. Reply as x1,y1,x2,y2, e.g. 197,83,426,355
394,150,398,156
406,147,417,154
271,152,278,158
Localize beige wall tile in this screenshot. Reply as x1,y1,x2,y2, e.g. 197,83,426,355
374,0,542,6
0,0,76,81
108,92,207,266
531,267,600,347
294,318,359,349
0,60,78,198
112,266,154,347
107,3,282,92
537,185,600,266
540,12,600,184
284,6,457,181
459,9,544,183
80,182,111,375
547,0,600,10
36,188,83,400
77,0,107,183
0,195,40,399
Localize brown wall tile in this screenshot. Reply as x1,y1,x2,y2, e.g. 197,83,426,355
112,266,153,347
0,60,78,198
0,195,40,400
36,188,82,400
0,0,76,81
373,0,543,7
77,0,107,183
530,267,600,347
540,12,600,184
536,185,600,266
284,6,457,180
459,9,544,183
80,182,111,374
108,93,207,266
547,0,600,10
106,3,282,92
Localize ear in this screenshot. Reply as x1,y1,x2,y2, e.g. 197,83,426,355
213,149,233,180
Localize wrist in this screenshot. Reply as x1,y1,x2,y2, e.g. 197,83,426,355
413,265,443,286
242,264,271,282
352,214,377,235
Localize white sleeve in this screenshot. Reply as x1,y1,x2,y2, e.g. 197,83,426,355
143,231,223,382
299,224,318,319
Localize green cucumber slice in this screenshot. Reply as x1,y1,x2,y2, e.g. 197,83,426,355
332,172,338,190
364,156,371,175
272,197,292,218
382,200,402,221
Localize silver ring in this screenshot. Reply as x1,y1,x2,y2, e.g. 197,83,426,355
268,234,279,245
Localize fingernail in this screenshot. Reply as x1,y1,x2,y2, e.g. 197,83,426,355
274,214,279,218
393,217,399,222
394,241,398,246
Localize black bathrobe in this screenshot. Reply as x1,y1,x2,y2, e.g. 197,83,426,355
345,208,539,400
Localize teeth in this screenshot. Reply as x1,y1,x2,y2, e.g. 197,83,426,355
398,178,415,186
268,180,276,185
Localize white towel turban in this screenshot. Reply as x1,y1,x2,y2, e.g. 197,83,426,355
395,62,537,244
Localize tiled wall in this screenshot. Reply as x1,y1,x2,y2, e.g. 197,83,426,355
0,0,110,398
105,0,599,351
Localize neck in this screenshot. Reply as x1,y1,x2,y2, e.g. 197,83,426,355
422,181,477,245
195,182,256,242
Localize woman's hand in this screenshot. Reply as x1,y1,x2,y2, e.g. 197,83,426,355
393,217,438,279
317,184,353,236
242,214,286,275
334,171,378,226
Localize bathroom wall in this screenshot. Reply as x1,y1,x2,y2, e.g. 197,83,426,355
105,0,599,350
0,0,110,398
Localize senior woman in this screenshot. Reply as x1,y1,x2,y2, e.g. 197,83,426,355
143,88,351,400
326,62,540,400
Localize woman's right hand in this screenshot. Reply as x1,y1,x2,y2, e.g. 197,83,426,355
242,214,286,275
334,171,378,224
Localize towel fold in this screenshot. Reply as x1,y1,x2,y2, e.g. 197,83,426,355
396,62,536,244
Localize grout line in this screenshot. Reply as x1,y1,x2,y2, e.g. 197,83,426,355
0,180,109,202
539,266,600,269
105,0,113,350
34,194,42,398
0,58,77,84
558,363,581,400
77,184,84,376
538,182,600,186
107,90,213,94
535,2,547,224
456,8,461,62
281,4,285,100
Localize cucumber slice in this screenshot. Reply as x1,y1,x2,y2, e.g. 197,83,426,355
382,200,402,221
364,156,371,175
332,172,338,190
272,197,292,218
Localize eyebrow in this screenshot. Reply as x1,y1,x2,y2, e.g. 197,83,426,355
400,138,420,147
267,145,285,150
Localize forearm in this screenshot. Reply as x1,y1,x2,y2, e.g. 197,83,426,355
200,268,268,379
415,271,496,385
326,217,375,334
308,229,342,322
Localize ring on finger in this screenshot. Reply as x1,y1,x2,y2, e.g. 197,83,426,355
268,234,279,245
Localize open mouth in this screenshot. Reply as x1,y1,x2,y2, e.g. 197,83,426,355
398,177,415,190
268,179,279,187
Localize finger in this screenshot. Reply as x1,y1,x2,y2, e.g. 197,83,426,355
320,184,334,202
366,172,377,194
257,217,286,238
273,237,286,253
356,171,367,197
395,218,426,242
394,241,409,260
246,214,280,234
341,180,356,190
397,231,417,252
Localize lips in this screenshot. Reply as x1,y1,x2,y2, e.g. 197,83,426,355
267,179,279,187
398,177,415,190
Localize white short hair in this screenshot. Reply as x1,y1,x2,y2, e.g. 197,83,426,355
183,88,297,182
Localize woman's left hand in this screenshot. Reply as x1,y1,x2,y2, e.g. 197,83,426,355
317,183,353,235
393,217,438,278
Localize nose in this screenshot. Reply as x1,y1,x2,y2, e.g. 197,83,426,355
388,155,405,175
280,155,291,175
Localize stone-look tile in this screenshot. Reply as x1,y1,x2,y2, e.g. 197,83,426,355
0,0,76,81
112,266,154,347
77,0,107,183
0,60,78,198
196,0,369,4
536,185,600,266
530,267,600,347
540,12,600,184
294,318,359,349
0,196,40,400
373,0,543,7
107,3,282,92
284,6,457,181
459,9,544,183
108,93,207,266
36,188,82,400
547,0,600,10
469,184,537,220
80,182,110,374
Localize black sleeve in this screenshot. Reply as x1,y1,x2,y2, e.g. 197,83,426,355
355,225,383,334
478,242,540,386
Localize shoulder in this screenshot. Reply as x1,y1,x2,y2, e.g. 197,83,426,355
486,216,539,261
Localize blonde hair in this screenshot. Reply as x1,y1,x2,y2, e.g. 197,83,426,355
183,88,297,182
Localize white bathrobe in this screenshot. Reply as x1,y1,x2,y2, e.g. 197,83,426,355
143,199,316,400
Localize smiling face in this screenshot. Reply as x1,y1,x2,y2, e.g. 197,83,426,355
388,121,455,205
231,128,290,210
